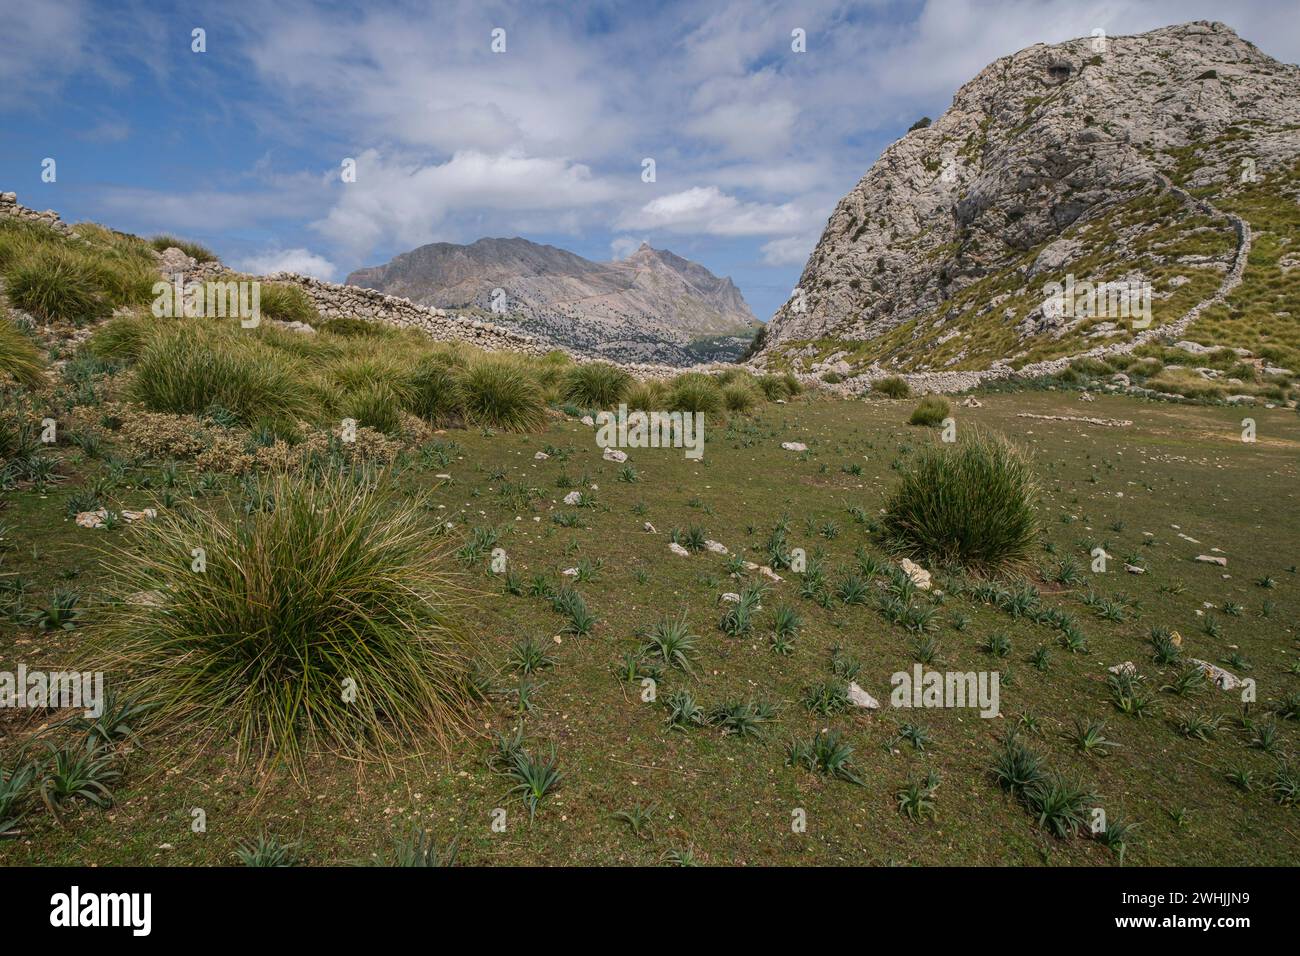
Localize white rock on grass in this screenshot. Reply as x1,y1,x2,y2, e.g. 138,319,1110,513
602,447,628,463
669,542,691,557
899,558,932,590
1124,564,1146,574
848,682,880,709
534,451,549,460
705,540,729,554
1195,554,1228,566
1190,658,1242,691
562,491,582,505
1107,661,1137,676
721,592,741,604
561,568,579,577
643,522,657,534
781,442,808,452
580,415,595,427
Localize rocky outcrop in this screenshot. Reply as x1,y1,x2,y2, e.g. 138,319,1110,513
0,192,74,235
759,21,1299,377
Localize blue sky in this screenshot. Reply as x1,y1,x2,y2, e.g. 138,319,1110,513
2,0,1296,320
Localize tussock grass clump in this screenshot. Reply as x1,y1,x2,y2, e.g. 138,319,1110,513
0,316,47,388
458,357,547,432
624,379,667,411
668,372,722,414
872,375,910,399
882,430,1039,573
149,234,219,263
86,310,161,362
405,357,464,425
339,382,405,435
4,247,111,325
909,395,950,427
258,283,318,325
721,381,759,412
316,316,393,338
92,472,477,775
128,326,313,428
563,361,631,408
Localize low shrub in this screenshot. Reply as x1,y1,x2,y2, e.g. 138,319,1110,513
258,283,319,325
721,382,759,412
882,429,1040,572
872,375,910,399
668,373,722,414
909,395,950,427
128,326,314,428
4,247,111,325
91,471,478,775
563,362,632,408
149,234,219,263
0,316,47,389
458,357,547,431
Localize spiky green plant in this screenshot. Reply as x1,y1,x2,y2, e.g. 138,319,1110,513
235,833,299,866
639,613,698,672
90,471,477,776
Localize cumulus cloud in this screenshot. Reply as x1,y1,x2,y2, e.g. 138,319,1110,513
760,234,818,267
618,186,811,236
610,236,648,260
313,149,621,258
238,248,337,281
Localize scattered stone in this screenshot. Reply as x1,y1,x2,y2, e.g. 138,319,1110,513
1195,554,1228,566
781,442,808,452
960,396,983,408
561,567,579,577
721,592,741,604
562,491,582,505
580,415,595,427
669,542,691,557
704,540,729,555
847,682,880,709
602,447,628,463
899,558,932,590
122,509,157,522
1108,661,1138,676
1124,564,1146,574
643,521,657,534
1079,391,1095,402
1016,413,1132,427
534,451,549,460
1190,658,1242,691
126,590,166,607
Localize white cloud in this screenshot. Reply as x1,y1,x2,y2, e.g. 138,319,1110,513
760,234,817,267
618,186,812,236
610,236,648,260
238,248,337,281
313,149,621,258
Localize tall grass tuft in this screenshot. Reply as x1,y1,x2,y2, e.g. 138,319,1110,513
91,471,478,776
258,283,319,325
909,395,950,427
128,326,314,428
668,373,723,414
4,247,111,325
563,362,631,408
873,375,910,398
0,316,47,388
149,234,219,263
458,357,546,432
405,357,464,425
882,429,1039,573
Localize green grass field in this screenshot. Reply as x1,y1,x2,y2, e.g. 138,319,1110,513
2,389,1297,866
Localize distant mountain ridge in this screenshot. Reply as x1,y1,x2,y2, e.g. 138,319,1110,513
346,238,759,365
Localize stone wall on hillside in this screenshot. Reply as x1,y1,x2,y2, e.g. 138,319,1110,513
0,192,74,234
